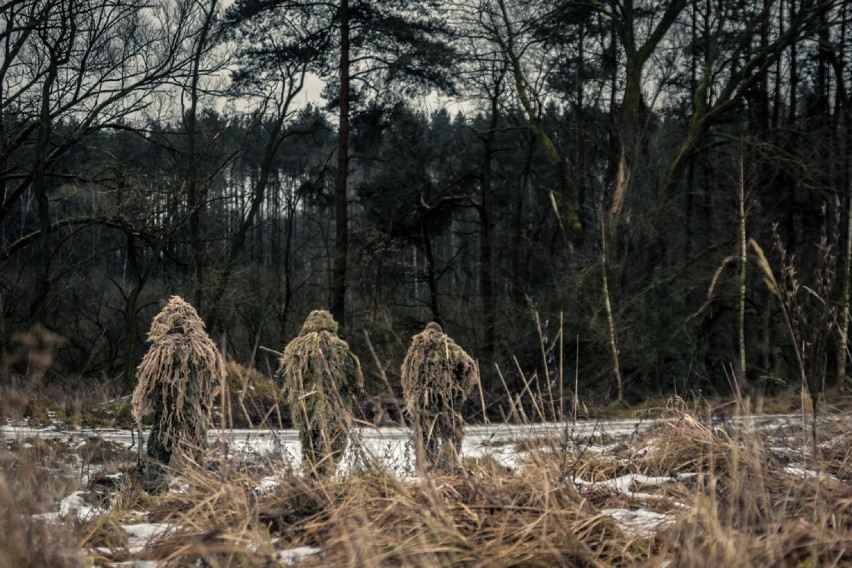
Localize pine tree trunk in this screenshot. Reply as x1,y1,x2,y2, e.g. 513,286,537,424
332,0,351,330
480,92,498,356
738,153,748,399
840,181,852,389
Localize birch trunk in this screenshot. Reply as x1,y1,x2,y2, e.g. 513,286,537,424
600,213,623,402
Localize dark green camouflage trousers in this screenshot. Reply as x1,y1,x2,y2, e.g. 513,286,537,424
145,415,171,495
299,426,347,479
143,406,207,494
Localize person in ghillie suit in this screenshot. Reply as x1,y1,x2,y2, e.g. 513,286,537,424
277,310,363,478
131,296,223,494
401,322,479,473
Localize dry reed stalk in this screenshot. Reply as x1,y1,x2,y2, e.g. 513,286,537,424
559,312,564,421
494,362,521,422
285,468,643,567
513,355,546,423
574,334,580,422
476,369,489,424
533,310,558,421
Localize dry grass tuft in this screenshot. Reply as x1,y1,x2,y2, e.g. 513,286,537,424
2,395,850,566
592,399,852,566
252,466,644,567
0,470,84,567
65,447,648,566
633,402,753,477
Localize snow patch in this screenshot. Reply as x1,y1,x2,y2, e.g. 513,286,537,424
462,442,525,471
255,475,280,493
784,465,839,481
577,473,697,499
122,523,175,554
33,491,108,523
58,491,107,521
276,546,323,565
168,479,191,494
602,507,674,538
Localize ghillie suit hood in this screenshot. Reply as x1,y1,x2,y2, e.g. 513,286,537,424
299,309,339,335
401,323,479,471
131,296,223,457
277,310,363,474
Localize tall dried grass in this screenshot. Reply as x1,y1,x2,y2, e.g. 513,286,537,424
639,400,852,566
3,316,850,568
0,476,85,568
0,441,85,568
1,395,847,567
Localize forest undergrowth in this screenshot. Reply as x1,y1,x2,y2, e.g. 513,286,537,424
0,393,850,567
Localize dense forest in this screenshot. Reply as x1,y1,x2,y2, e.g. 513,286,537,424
2,0,851,410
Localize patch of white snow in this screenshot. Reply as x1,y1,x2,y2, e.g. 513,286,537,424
578,473,697,500
602,507,673,538
276,546,323,565
122,523,174,554
255,475,280,493
58,491,107,521
784,465,839,481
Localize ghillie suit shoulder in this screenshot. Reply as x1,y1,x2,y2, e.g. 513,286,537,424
400,323,479,405
131,296,223,453
277,310,363,433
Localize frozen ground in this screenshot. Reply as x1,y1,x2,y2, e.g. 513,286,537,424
0,412,811,476
0,412,805,461
1,412,830,565
5,417,653,479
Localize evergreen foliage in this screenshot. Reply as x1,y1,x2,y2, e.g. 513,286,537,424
1,0,851,403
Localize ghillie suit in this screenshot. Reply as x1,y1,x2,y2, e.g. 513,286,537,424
401,322,479,472
277,310,363,478
132,296,223,494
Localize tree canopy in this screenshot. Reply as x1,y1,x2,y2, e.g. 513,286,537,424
2,0,851,406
